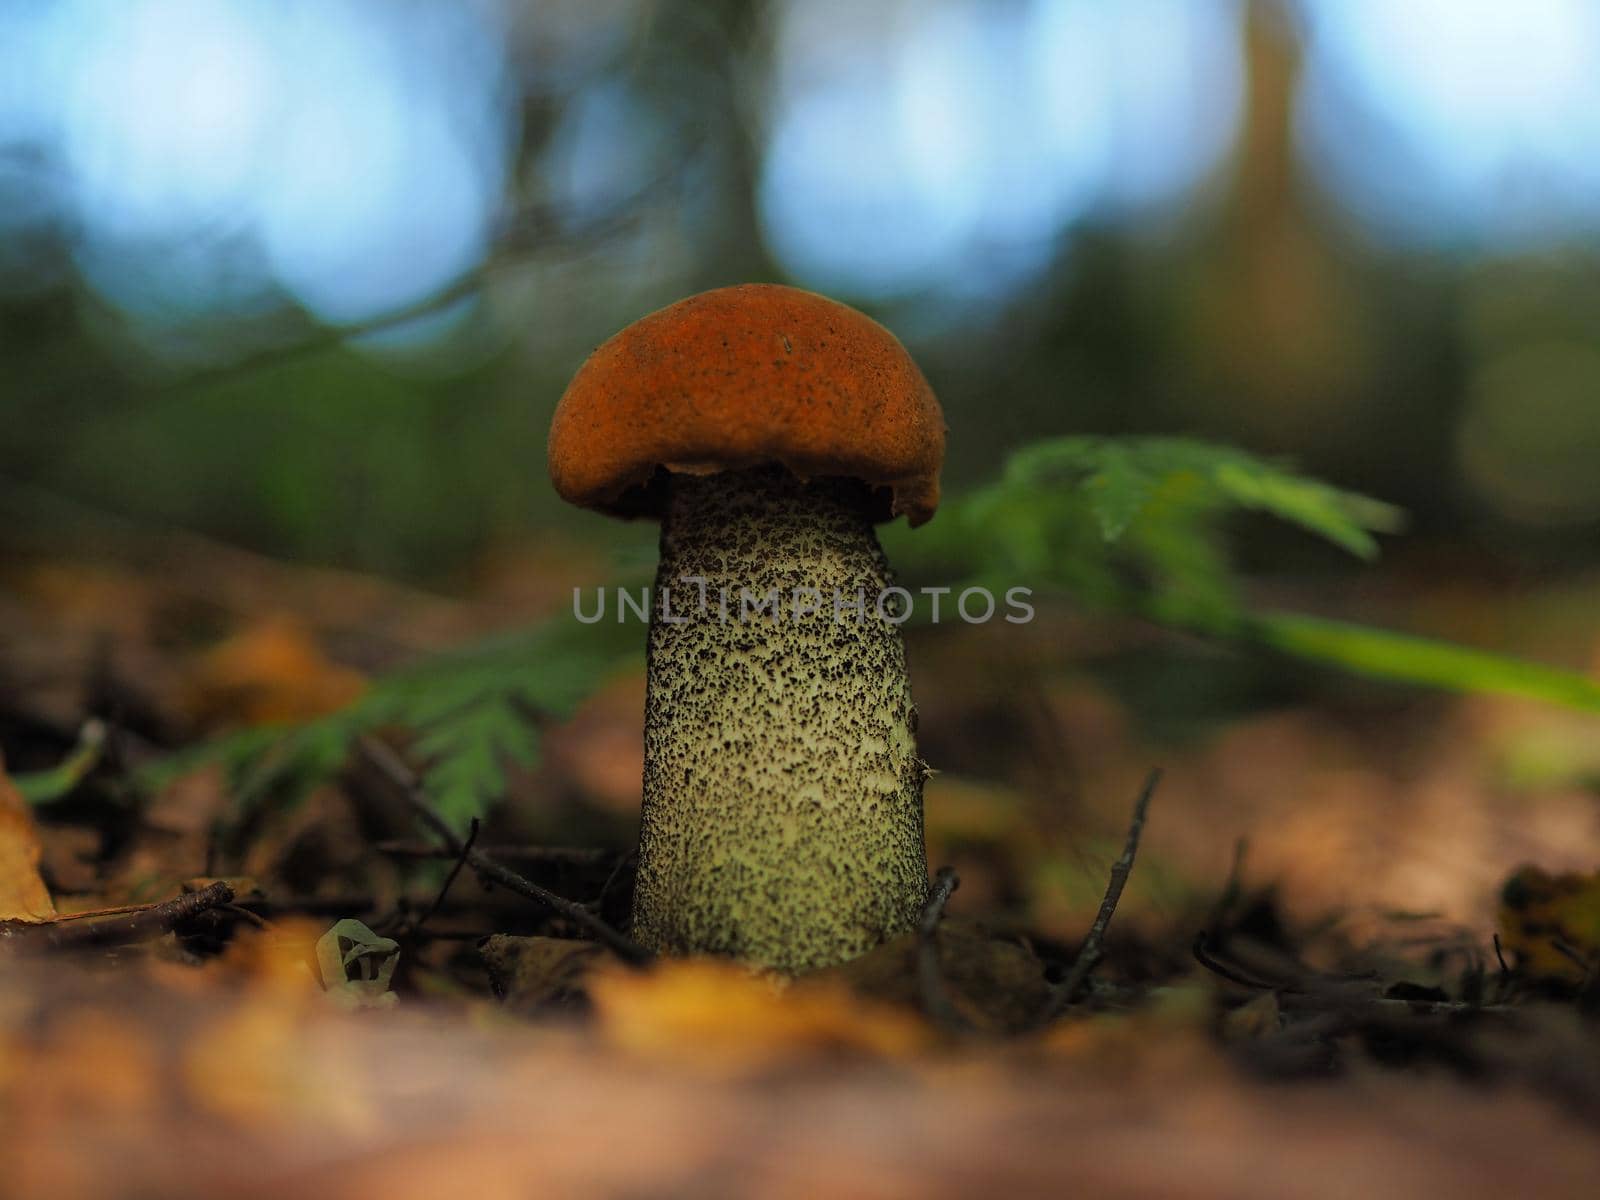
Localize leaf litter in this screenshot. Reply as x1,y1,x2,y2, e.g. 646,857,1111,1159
4,542,1600,1197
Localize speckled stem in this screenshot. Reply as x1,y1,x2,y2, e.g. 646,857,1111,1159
633,465,929,973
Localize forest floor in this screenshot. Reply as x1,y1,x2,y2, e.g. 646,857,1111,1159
3,527,1600,1198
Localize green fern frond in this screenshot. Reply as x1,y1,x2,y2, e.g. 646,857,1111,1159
135,610,641,833
891,435,1402,632
999,436,1404,557
900,435,1600,714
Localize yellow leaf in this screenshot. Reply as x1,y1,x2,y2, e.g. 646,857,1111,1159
1498,865,1600,986
589,959,930,1071
0,756,55,922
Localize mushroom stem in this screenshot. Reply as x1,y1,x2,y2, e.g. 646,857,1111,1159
633,465,929,972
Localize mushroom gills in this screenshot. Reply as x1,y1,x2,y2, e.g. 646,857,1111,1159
634,464,929,972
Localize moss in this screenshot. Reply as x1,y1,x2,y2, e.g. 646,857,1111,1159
633,465,929,972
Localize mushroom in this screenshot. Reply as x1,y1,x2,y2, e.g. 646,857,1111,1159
549,283,946,973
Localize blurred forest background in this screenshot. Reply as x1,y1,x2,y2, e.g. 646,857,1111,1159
4,0,1599,578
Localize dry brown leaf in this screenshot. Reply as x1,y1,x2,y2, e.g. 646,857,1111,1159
0,756,56,921
588,959,931,1070
811,917,1051,1033
480,935,612,1013
33,824,101,896
212,919,326,994
180,614,365,729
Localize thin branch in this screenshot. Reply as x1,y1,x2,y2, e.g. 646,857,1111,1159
172,267,486,394
1193,934,1516,1020
1192,932,1285,991
917,867,971,1032
1204,836,1249,934
358,736,652,966
1,881,235,951
375,840,614,867
166,187,660,394
1038,768,1163,1023
593,848,638,915
221,902,270,930
407,817,480,938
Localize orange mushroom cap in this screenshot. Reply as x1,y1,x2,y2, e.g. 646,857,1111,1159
548,284,946,526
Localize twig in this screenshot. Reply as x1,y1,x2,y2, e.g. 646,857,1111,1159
1276,989,1513,1020
375,840,614,867
32,901,157,922
1193,932,1288,991
358,736,652,966
916,867,971,1032
407,817,480,938
1038,768,1163,1023
1193,934,1517,1019
1204,836,1249,934
236,893,382,918
221,903,270,930
161,184,662,395
593,848,638,915
1551,938,1595,975
0,882,235,951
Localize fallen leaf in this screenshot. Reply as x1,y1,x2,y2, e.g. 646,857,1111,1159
810,917,1051,1033
1498,865,1600,986
180,615,365,729
0,756,55,921
34,824,101,895
480,935,612,1014
588,959,931,1071
213,920,325,995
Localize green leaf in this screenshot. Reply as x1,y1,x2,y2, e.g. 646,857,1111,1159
895,435,1400,630
1002,436,1404,556
1082,444,1158,540
1210,459,1399,560
413,697,539,829
12,720,108,805
898,433,1600,718
1247,611,1600,712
